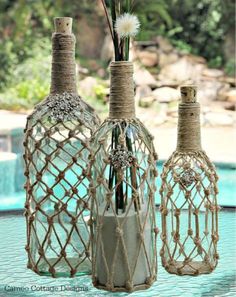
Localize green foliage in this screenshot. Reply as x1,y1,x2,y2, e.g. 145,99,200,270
0,40,18,90
0,0,234,110
134,0,234,68
0,53,50,110
0,0,97,91
224,59,235,77
94,84,108,103
164,0,234,67
134,0,172,40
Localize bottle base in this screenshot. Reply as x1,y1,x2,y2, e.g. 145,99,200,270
163,260,216,276
29,257,91,277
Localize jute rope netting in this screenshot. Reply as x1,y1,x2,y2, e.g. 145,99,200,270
89,62,158,292
23,17,100,277
160,86,219,276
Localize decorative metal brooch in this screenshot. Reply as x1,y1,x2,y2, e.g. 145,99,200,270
180,169,195,187
46,92,81,122
109,145,134,170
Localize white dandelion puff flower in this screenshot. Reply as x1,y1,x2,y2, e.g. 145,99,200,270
115,13,140,38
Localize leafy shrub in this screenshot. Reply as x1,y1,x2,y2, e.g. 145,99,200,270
94,84,108,103
224,59,235,77
0,53,50,110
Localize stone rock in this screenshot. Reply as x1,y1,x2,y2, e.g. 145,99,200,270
167,103,178,115
197,81,227,103
155,80,179,88
204,111,235,126
100,34,114,62
77,64,89,75
158,56,206,83
97,68,106,78
186,54,206,65
137,50,159,67
223,102,236,111
152,87,180,103
158,52,179,67
217,84,231,101
87,59,100,71
133,65,157,87
155,36,173,53
79,76,98,97
202,68,224,78
135,85,153,101
76,14,105,59
138,96,155,108
144,46,158,53
224,89,236,103
219,76,236,87
153,115,167,126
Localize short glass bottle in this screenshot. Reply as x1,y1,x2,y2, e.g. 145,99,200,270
160,86,219,276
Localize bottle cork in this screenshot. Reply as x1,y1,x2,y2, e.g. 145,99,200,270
54,17,72,34
180,85,197,103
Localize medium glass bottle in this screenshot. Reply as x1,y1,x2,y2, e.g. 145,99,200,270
23,17,100,277
160,85,219,276
89,61,158,292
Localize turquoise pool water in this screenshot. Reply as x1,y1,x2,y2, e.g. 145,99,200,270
155,161,236,207
0,209,235,297
0,161,235,211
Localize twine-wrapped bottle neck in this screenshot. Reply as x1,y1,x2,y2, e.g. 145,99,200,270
50,17,77,95
109,61,135,119
177,86,202,151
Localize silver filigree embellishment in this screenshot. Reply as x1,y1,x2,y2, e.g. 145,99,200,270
109,145,134,170
47,92,80,121
180,169,195,187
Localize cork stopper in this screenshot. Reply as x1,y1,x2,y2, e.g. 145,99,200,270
180,85,197,103
54,17,72,34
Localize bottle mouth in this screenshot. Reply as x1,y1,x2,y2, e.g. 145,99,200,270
180,85,197,104
54,17,73,34
110,61,133,67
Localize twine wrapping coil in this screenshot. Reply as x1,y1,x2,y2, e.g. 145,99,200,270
177,103,202,151
50,32,77,94
109,61,135,119
177,85,201,151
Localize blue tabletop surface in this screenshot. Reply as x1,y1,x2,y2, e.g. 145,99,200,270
0,209,235,297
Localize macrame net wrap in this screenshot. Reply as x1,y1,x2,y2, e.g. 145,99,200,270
23,18,100,277
160,86,219,276
89,62,158,292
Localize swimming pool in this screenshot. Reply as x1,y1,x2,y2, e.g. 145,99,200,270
0,161,235,211
0,158,235,296
0,209,235,297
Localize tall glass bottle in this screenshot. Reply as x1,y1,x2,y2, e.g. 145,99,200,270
160,85,219,275
23,17,100,277
89,61,158,292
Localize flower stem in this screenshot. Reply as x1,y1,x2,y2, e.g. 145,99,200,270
125,37,130,61
110,0,120,60
126,0,131,11
126,131,139,211
101,0,114,41
120,39,124,60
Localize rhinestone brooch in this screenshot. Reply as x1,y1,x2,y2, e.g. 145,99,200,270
47,92,80,121
180,169,195,187
109,145,134,170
